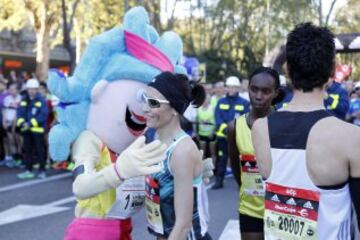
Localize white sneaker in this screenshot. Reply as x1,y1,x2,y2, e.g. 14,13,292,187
37,171,47,179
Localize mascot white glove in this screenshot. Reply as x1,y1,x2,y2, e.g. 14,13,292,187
115,136,167,179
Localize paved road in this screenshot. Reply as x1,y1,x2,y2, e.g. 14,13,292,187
0,166,241,240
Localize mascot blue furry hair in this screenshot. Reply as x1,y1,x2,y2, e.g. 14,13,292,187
48,6,185,161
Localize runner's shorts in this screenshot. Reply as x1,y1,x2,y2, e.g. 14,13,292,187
239,213,264,233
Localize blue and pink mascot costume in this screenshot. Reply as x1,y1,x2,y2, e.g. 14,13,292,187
48,7,186,240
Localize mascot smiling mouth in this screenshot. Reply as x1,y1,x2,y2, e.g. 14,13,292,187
126,106,147,136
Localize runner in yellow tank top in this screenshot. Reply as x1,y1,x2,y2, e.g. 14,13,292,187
228,66,283,240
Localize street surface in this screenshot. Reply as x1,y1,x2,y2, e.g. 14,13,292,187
0,166,241,240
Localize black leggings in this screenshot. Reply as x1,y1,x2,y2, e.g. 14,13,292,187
23,132,46,171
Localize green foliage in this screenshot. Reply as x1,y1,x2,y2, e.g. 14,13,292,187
0,0,29,30
333,0,360,33
75,0,125,39
173,0,318,82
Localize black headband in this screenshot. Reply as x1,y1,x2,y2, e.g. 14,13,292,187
148,72,190,114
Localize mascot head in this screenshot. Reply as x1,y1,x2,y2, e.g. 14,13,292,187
48,6,185,161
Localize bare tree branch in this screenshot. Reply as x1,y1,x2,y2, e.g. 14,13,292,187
167,0,179,30
69,0,81,30
317,0,323,26
325,0,337,26
23,0,41,30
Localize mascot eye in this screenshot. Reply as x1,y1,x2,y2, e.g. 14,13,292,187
136,89,146,103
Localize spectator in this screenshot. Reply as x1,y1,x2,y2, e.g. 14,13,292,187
275,79,350,120
324,79,350,120
16,79,48,179
8,70,17,83
344,80,355,95
39,82,56,131
212,76,250,189
17,71,30,92
2,82,22,167
347,82,360,126
0,81,8,164
196,93,216,163
0,72,8,83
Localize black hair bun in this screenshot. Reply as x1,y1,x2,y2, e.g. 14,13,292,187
190,82,206,107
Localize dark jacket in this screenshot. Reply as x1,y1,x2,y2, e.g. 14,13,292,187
215,94,250,138
17,93,48,134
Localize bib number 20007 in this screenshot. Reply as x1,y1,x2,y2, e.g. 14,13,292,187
278,216,305,236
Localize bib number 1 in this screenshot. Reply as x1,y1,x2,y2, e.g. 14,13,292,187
107,176,146,219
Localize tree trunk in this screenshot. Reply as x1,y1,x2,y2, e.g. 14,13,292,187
124,0,129,14
61,0,77,74
35,24,50,82
74,18,82,64
144,0,162,32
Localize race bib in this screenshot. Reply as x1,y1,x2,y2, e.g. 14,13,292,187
264,182,320,239
240,154,264,197
107,176,146,219
145,175,164,235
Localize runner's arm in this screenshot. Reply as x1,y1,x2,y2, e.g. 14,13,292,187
228,120,241,186
169,142,198,240
350,132,360,228
251,117,272,179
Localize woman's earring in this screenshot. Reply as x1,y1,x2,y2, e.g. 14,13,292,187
173,112,178,116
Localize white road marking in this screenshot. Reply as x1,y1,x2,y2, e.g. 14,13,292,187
218,220,241,240
0,196,76,226
0,172,72,193
46,196,76,207
205,182,215,190
205,175,233,190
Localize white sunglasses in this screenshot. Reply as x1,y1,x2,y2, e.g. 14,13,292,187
138,90,169,108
